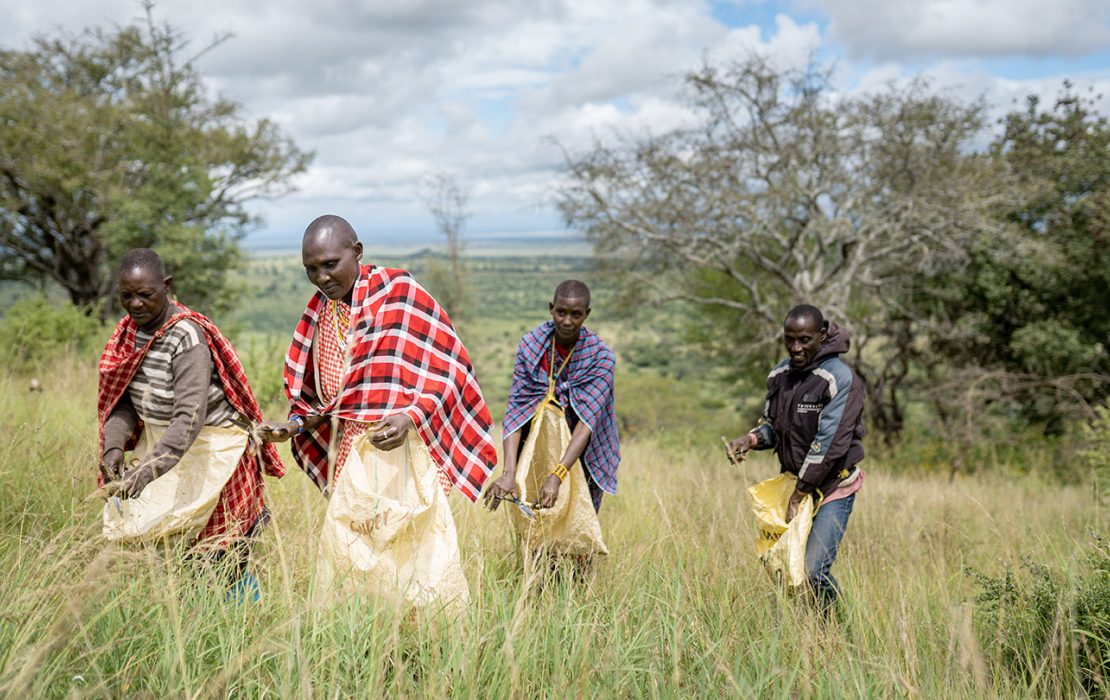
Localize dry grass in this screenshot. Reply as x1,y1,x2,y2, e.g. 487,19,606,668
0,359,1101,698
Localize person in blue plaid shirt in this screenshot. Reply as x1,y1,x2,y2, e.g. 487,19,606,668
484,280,620,513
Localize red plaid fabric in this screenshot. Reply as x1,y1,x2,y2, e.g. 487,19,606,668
98,306,286,547
315,299,350,403
314,298,368,482
284,265,497,502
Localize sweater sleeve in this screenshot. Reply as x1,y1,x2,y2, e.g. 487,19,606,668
139,341,213,476
102,393,139,456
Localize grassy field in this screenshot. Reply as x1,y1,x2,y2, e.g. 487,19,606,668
0,356,1104,698
0,253,1105,697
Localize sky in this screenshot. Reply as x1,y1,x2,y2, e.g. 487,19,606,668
2,0,1109,251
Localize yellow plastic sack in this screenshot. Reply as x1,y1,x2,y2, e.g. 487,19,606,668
317,428,470,613
102,424,248,543
748,473,816,589
511,400,608,556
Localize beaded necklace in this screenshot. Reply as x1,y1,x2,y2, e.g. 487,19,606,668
547,339,574,395
332,299,350,352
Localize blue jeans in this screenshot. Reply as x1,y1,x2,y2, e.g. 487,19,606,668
805,493,855,608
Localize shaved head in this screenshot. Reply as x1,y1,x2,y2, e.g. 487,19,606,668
553,279,590,307
119,248,165,278
302,214,364,301
304,214,359,248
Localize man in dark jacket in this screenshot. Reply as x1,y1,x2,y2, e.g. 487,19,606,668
729,304,866,609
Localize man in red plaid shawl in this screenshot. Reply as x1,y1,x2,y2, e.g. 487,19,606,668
98,248,284,596
259,215,496,610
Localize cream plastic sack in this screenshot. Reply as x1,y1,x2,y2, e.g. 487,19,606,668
748,473,816,589
511,401,608,556
317,429,470,612
102,424,248,543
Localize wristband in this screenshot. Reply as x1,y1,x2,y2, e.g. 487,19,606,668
551,462,569,482
291,414,306,435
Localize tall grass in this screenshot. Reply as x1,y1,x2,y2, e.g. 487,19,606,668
0,358,1103,698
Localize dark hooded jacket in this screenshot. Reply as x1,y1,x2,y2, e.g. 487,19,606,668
750,322,866,497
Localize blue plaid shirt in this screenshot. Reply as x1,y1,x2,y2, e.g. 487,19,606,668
504,321,620,494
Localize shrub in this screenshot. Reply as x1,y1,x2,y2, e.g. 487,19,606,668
969,540,1110,696
0,294,105,369
1080,405,1110,506
968,559,1064,686
1075,536,1110,695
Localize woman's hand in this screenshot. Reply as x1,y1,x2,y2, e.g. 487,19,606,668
536,473,562,509
483,473,520,511
370,414,414,451
109,462,158,499
257,419,299,443
99,448,125,482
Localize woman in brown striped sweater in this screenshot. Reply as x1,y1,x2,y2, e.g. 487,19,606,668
98,249,284,596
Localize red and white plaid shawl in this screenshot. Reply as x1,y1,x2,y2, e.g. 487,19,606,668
283,265,497,502
98,306,286,547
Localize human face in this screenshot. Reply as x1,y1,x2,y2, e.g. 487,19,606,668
302,233,363,301
119,267,171,331
549,295,590,347
783,315,826,368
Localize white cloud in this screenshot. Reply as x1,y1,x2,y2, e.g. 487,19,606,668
808,0,1110,59
1,0,1107,248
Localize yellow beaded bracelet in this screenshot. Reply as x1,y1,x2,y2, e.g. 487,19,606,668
551,462,569,482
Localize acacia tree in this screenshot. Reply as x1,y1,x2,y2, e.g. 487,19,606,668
0,8,311,316
557,55,1002,437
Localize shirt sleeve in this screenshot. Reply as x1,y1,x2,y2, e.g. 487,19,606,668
139,337,213,476
102,393,139,455
796,360,863,493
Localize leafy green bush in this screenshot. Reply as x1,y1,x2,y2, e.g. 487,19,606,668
969,540,1110,696
968,559,1064,686
0,294,105,369
1075,536,1110,694
1080,405,1110,506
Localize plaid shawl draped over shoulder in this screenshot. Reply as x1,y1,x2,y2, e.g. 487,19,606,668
97,306,286,546
504,320,620,494
283,265,497,502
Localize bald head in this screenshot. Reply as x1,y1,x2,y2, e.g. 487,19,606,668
304,214,359,248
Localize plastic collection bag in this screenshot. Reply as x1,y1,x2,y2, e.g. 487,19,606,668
510,399,608,556
747,472,816,589
316,429,470,613
102,424,248,543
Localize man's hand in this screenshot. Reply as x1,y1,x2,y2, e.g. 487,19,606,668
371,413,414,451
785,487,807,524
536,473,562,509
726,433,757,463
99,448,125,482
483,473,520,511
257,419,298,443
